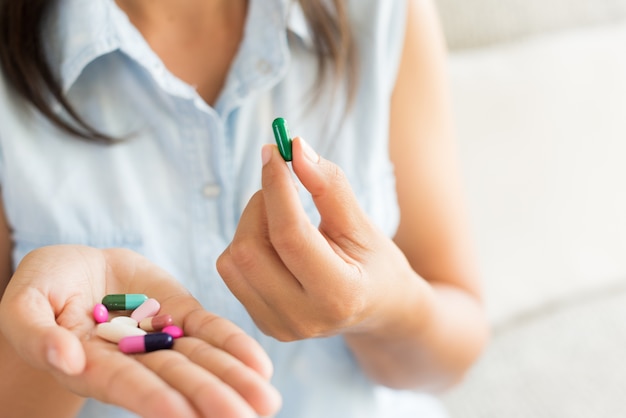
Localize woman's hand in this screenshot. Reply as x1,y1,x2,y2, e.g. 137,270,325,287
221,0,488,391
0,245,281,418
217,138,419,342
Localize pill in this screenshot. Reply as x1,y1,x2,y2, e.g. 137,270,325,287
162,325,184,339
111,316,139,328
130,298,160,322
96,322,147,343
139,314,173,332
92,303,108,323
119,332,174,354
102,294,148,311
272,117,292,161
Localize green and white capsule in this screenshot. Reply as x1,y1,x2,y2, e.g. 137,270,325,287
272,117,292,161
102,294,148,311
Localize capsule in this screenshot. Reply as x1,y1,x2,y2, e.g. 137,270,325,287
119,332,174,354
162,325,184,339
139,314,173,332
272,117,292,161
96,322,146,343
130,298,161,322
102,294,148,311
92,303,108,324
110,316,139,328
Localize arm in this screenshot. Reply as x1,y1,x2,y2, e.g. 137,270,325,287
0,196,85,418
343,0,488,390
217,0,488,394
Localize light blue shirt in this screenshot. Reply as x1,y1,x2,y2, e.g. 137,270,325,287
0,0,447,416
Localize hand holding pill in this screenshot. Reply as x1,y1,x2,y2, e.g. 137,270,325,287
0,245,281,417
218,128,417,342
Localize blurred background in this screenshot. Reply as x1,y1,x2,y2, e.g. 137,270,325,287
433,0,626,416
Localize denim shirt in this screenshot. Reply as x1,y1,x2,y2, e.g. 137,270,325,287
0,0,447,416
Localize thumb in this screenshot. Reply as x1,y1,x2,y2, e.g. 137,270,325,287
0,288,86,376
291,137,371,238
41,326,86,376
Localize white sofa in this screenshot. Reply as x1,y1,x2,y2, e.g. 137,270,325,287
437,1,626,416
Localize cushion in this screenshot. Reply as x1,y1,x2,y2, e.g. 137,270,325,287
449,22,626,324
436,0,626,49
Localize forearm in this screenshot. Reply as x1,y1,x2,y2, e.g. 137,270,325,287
343,276,489,392
0,332,85,418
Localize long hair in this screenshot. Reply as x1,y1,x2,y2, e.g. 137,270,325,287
0,0,357,142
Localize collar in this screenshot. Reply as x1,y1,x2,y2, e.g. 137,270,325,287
46,0,312,95
45,0,178,95
286,2,314,48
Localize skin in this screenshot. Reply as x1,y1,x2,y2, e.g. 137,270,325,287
0,246,281,418
0,2,281,417
0,0,488,416
217,0,489,392
114,0,247,105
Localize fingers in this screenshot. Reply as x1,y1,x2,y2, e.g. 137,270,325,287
218,191,303,308
290,137,372,243
140,338,281,418
68,337,281,418
257,142,361,294
140,349,241,418
43,326,86,375
182,305,276,381
67,342,198,418
0,285,86,376
260,144,348,282
217,244,301,340
260,144,319,245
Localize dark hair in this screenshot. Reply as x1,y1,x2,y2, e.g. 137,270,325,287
0,0,357,142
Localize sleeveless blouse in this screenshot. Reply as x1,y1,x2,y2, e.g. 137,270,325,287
0,0,447,416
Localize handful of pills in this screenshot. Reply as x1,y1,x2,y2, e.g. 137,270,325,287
93,294,183,353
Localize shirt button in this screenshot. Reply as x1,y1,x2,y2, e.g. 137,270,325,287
256,59,272,74
202,183,221,198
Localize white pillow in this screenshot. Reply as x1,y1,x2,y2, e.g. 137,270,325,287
449,23,626,324
436,0,626,49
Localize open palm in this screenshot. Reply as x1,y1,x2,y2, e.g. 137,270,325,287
0,245,281,418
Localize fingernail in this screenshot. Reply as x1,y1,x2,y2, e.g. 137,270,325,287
47,346,71,374
300,138,319,164
261,145,272,166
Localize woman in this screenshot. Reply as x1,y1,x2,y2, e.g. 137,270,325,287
0,0,488,416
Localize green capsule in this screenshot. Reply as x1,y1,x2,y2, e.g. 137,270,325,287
272,117,292,161
102,294,148,311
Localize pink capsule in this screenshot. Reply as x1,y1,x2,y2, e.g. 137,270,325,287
93,303,108,324
130,298,160,322
139,314,173,332
162,325,184,339
119,333,174,354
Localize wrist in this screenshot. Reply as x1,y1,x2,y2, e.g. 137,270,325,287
345,265,436,341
